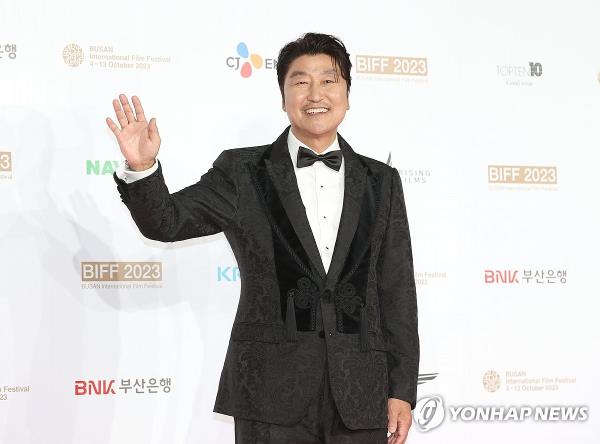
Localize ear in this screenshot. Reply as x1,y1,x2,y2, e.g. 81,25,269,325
282,97,286,112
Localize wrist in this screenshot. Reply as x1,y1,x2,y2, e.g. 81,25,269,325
126,159,155,172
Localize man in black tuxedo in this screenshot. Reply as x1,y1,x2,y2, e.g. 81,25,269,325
107,32,419,444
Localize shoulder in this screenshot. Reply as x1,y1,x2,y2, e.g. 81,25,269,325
338,132,395,177
212,145,270,173
353,153,403,195
355,152,397,179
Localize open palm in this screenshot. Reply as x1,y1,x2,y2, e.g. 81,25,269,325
106,94,160,171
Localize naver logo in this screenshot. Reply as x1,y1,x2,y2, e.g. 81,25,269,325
86,160,120,175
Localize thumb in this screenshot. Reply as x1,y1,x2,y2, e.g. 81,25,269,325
148,117,160,143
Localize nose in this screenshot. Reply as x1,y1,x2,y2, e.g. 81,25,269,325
307,82,323,102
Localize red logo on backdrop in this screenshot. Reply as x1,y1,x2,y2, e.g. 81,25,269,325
484,270,520,284
75,380,116,395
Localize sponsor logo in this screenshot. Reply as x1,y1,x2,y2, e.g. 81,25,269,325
0,384,30,402
486,369,577,393
63,43,170,70
0,43,17,61
488,165,557,185
218,266,240,281
226,42,276,78
496,62,543,87
0,151,12,179
74,377,172,396
356,54,428,76
81,261,163,289
483,370,501,392
484,269,567,285
63,43,84,67
386,152,432,185
355,54,429,84
418,373,439,385
86,160,120,175
414,272,447,286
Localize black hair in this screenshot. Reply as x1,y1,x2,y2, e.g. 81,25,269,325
276,32,352,98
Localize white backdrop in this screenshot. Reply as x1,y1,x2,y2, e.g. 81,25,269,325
1,0,599,443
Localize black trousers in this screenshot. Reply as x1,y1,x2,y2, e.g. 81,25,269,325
234,299,388,444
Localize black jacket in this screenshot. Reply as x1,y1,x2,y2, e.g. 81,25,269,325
112,126,419,430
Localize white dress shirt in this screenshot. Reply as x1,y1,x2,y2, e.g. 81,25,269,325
115,130,345,273
285,129,345,273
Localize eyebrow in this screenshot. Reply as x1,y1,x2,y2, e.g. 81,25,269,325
287,69,339,79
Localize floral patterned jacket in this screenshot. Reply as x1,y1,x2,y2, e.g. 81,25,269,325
113,126,419,430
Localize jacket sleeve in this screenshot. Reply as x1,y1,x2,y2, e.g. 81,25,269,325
377,167,420,409
113,150,238,242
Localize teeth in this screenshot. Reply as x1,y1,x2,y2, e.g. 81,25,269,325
305,108,328,114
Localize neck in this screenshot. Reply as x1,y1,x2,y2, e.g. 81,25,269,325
290,127,337,154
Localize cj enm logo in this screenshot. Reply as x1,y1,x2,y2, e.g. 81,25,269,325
225,42,276,78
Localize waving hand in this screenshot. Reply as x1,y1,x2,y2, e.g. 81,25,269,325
106,94,160,171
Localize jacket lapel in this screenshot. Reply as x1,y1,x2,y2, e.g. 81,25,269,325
263,127,327,279
251,126,372,287
324,135,367,289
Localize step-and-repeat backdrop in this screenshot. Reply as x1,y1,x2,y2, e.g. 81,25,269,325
1,0,599,442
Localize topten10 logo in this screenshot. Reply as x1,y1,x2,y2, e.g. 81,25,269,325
226,42,276,78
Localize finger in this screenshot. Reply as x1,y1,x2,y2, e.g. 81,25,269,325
106,117,120,137
387,415,397,434
131,95,147,122
119,94,136,124
397,420,409,444
148,118,160,144
112,98,128,128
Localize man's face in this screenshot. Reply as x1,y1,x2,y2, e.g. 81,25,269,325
282,53,349,148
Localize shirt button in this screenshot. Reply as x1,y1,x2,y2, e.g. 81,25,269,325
328,329,335,336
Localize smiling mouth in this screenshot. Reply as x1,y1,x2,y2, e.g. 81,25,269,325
304,107,329,115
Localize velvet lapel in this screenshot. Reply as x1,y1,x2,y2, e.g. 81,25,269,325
249,126,370,287
324,133,368,289
263,127,327,280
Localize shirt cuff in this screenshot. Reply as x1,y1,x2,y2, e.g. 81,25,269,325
115,159,158,184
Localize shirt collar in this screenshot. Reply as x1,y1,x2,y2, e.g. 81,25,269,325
287,128,342,171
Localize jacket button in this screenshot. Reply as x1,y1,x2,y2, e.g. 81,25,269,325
318,330,325,338
328,329,334,336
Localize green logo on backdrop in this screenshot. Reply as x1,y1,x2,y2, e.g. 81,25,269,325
86,160,120,175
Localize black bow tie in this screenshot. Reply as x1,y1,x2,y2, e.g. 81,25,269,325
296,146,343,171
